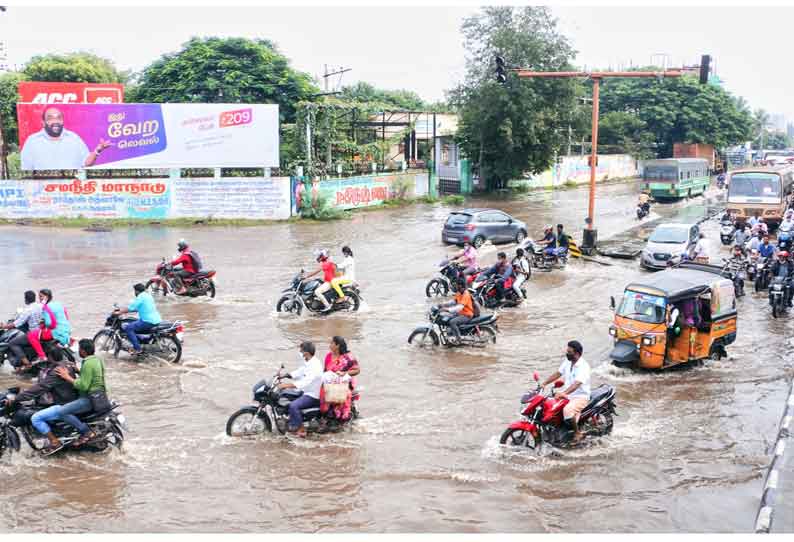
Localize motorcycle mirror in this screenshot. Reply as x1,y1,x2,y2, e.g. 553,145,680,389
610,296,616,310
532,371,540,382
554,380,564,388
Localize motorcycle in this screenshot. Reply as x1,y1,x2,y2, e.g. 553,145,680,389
471,274,526,309
92,307,185,363
0,316,76,374
719,218,736,246
225,366,360,437
636,202,651,220
0,388,126,458
717,174,726,189
778,224,793,252
754,257,772,292
276,270,362,315
500,371,616,452
407,305,498,347
522,240,567,271
146,258,217,298
721,258,746,297
769,276,792,318
426,259,481,298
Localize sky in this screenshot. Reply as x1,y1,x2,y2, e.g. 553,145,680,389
1,4,793,123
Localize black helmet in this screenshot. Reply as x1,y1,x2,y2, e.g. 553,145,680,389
177,239,188,252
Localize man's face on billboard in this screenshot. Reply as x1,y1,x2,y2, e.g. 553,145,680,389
43,108,64,138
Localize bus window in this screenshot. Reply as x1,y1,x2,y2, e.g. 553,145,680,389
728,173,782,200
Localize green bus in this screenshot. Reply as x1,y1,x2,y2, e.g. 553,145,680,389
642,158,710,201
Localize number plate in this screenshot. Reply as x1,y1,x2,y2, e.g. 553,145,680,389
447,237,458,243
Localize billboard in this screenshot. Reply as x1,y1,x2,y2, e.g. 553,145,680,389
17,103,279,170
18,81,124,104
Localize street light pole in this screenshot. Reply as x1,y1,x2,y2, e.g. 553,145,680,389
511,69,682,253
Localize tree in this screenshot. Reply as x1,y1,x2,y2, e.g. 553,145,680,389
0,71,27,150
23,52,127,83
597,73,754,158
597,111,656,159
449,7,580,190
339,82,428,111
755,131,790,150
129,37,318,123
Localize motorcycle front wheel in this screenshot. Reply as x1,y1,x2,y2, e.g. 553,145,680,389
425,278,448,298
407,328,440,347
499,428,541,450
226,407,272,437
0,426,21,459
276,294,303,315
206,281,216,299
93,330,120,359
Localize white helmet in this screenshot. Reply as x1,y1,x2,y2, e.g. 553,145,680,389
315,249,329,262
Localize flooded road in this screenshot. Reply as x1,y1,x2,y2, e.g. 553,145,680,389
0,181,791,532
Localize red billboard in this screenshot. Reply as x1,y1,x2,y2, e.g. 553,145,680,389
17,81,124,104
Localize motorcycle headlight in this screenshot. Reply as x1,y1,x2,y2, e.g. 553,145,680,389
608,326,617,337
774,284,783,290
641,335,656,346
115,414,128,430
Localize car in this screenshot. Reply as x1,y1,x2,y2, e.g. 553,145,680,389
441,208,527,248
639,222,700,270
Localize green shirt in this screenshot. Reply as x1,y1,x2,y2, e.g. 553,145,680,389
73,355,107,396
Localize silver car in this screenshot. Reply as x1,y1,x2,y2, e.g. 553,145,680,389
640,223,700,270
442,208,527,248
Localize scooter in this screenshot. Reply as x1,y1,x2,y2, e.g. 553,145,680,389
636,202,651,220
720,218,736,246
500,371,616,452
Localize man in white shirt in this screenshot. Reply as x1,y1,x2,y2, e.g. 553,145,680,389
278,341,324,437
692,232,709,263
20,107,110,170
541,340,591,442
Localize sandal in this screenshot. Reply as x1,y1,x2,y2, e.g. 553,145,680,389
72,431,97,448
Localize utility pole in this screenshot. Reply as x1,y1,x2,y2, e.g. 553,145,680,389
508,68,682,254
323,65,351,93
0,6,8,180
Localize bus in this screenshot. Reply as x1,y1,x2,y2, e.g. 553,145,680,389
726,165,794,228
642,158,710,201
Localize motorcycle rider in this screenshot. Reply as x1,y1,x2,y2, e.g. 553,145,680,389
771,251,794,307
36,339,108,454
305,249,337,312
1,290,42,371
637,192,651,217
556,224,570,259
692,232,709,263
278,341,323,438
748,230,764,253
511,248,531,301
331,246,355,303
439,279,476,345
748,212,761,230
170,239,202,295
481,252,514,303
536,225,557,258
759,235,777,260
3,348,77,428
27,289,71,366
114,283,162,358
540,340,591,443
734,222,748,252
452,240,479,282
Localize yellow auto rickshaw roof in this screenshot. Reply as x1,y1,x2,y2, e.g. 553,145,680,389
625,263,726,302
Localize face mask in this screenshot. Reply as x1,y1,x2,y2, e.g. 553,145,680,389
566,353,576,361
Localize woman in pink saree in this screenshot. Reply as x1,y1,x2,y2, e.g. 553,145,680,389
319,336,360,422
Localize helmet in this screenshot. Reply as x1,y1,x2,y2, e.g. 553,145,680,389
315,249,329,262
177,239,188,252
779,251,790,259
544,225,553,232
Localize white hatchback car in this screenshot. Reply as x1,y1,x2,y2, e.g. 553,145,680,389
640,223,700,270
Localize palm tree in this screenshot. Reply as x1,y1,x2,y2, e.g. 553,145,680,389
754,108,771,149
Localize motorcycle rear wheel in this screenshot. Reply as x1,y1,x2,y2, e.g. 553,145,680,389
584,412,614,436
93,330,120,359
151,335,182,363
499,428,541,450
475,326,497,345
336,290,361,312
226,407,272,437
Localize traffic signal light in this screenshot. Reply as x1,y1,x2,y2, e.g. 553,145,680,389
699,55,711,84
495,55,507,84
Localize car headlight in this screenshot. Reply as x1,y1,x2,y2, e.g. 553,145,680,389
641,335,656,346
608,326,617,337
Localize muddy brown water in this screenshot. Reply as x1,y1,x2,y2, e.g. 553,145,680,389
0,182,791,532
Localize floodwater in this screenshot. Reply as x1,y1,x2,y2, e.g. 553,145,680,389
0,181,791,532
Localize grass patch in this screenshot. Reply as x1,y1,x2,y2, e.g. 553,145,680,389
441,194,465,205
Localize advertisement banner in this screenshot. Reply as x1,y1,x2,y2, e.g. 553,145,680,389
18,81,124,104
17,103,279,170
294,172,429,214
0,177,291,220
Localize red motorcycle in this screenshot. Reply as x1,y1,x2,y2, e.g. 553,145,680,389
146,258,217,298
500,371,617,451
470,274,525,309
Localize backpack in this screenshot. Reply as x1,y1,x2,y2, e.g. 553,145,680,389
188,250,204,271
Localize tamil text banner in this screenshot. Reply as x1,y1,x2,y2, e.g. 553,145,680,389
17,103,279,170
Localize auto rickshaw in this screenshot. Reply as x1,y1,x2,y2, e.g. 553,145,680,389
609,262,737,369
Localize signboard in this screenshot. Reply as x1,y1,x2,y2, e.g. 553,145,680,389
17,103,279,170
18,81,124,104
0,177,291,220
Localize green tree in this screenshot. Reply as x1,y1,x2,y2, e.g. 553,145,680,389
756,131,790,150
0,71,27,149
339,81,428,110
597,111,656,159
129,37,318,123
449,6,579,190
597,73,753,158
23,52,127,83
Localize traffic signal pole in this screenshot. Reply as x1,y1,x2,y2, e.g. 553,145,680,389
508,69,683,253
